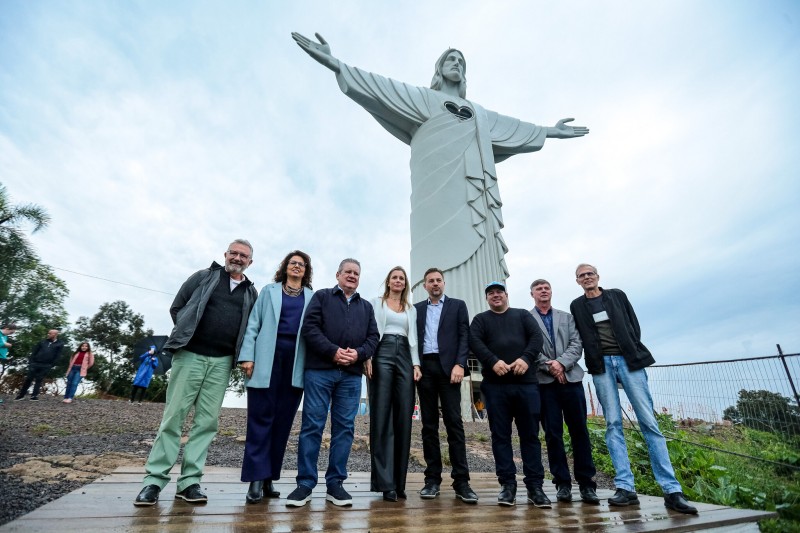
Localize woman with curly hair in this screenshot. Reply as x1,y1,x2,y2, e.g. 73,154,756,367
238,250,313,504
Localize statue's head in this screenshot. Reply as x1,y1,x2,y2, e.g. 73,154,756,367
430,48,467,98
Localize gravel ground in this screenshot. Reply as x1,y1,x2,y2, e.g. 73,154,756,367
0,394,612,526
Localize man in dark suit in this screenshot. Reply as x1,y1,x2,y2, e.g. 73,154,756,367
414,268,478,503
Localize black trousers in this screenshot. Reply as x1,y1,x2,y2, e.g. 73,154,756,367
482,381,544,489
369,334,414,492
130,385,148,402
539,381,597,489
20,363,51,397
417,354,470,486
241,343,303,482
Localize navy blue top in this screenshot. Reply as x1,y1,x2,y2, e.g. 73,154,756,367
278,291,305,336
535,307,555,347
301,286,379,375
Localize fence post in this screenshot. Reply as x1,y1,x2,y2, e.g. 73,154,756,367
777,344,800,410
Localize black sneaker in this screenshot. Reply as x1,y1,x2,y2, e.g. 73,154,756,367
286,485,313,507
29,396,39,401
326,483,353,506
419,482,440,499
14,393,25,401
175,484,207,503
497,484,516,506
608,488,639,506
664,492,698,514
454,483,479,504
556,485,572,502
527,487,552,508
134,484,161,506
579,486,600,504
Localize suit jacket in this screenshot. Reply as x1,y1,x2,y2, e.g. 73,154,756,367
414,296,470,376
238,283,313,389
530,307,585,384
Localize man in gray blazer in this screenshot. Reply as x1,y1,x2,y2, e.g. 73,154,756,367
530,279,599,504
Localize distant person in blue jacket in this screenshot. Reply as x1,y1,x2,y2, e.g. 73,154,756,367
131,346,159,403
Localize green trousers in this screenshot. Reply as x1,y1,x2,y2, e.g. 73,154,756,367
142,349,232,491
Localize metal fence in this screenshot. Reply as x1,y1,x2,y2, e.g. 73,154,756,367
586,346,800,439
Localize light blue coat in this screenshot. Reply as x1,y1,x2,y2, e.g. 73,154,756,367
238,283,313,389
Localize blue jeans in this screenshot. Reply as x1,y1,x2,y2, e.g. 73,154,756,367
64,366,83,400
592,356,681,494
296,368,361,489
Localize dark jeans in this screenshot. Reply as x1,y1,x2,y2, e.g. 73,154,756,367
482,381,544,489
131,385,148,402
241,344,303,482
417,354,470,486
369,334,414,492
19,363,52,397
539,381,597,489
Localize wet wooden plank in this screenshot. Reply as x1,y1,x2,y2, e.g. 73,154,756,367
1,468,776,532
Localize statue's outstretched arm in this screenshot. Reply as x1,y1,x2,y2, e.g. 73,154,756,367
291,32,341,73
546,118,589,139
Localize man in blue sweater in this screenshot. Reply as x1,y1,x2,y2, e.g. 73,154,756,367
286,258,379,508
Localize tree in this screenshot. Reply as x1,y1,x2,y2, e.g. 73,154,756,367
0,182,51,307
73,301,153,397
0,184,68,387
723,389,800,436
0,263,70,381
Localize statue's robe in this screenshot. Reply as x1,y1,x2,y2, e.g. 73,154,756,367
336,63,548,315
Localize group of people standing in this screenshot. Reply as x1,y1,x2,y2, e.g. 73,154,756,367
132,239,698,517
11,329,95,404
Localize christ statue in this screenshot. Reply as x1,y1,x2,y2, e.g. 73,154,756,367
292,32,589,315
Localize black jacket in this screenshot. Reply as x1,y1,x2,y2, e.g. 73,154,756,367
301,286,379,376
414,296,470,376
570,288,655,375
30,338,65,366
165,261,257,363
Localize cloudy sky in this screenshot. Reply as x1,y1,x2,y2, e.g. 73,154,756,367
2,1,799,365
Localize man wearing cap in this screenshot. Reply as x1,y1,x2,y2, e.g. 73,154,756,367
530,279,599,505
570,263,697,515
469,281,549,508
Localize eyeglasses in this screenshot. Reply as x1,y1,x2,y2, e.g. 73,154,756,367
577,272,597,279
288,260,307,268
227,250,251,260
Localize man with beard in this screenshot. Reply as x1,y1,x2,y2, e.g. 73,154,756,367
469,282,548,508
135,240,258,507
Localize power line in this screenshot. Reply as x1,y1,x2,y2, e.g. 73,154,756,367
52,266,173,296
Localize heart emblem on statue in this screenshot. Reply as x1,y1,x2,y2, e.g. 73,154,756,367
445,101,474,121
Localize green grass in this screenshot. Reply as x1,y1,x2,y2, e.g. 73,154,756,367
587,414,800,532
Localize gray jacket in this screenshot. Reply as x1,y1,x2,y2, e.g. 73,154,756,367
530,307,585,384
164,261,257,363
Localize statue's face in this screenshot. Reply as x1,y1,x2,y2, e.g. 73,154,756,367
441,52,465,84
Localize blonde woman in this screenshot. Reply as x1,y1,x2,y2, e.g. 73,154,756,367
366,267,421,501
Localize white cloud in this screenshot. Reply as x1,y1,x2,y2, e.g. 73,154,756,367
1,0,798,361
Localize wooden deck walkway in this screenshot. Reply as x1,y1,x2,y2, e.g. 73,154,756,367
1,466,775,532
